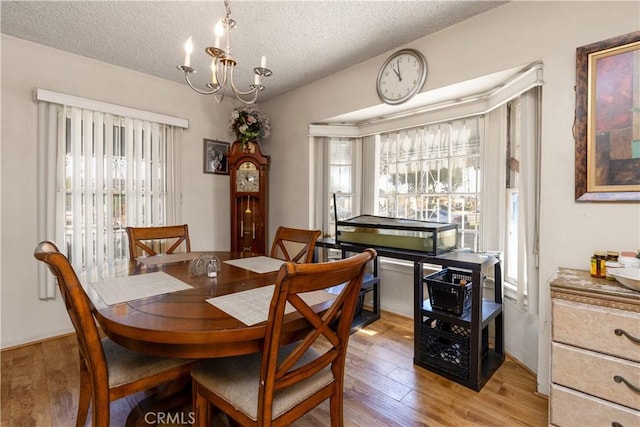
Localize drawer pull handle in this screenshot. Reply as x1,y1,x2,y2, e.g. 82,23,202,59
611,423,623,427
614,375,640,393
614,328,640,344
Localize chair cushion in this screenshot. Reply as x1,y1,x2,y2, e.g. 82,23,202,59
103,338,193,388
191,346,334,421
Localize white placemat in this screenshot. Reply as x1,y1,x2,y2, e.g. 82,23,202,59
206,284,336,326
223,256,285,274
89,271,192,305
136,252,201,266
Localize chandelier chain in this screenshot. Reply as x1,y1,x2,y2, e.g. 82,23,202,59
224,0,231,19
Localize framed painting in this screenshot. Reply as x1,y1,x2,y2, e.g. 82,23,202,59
574,31,640,202
203,139,230,175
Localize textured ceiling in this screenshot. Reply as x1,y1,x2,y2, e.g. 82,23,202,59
1,1,506,102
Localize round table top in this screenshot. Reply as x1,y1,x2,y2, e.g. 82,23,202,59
84,252,326,358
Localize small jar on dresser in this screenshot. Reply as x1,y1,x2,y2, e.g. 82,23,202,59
550,268,640,427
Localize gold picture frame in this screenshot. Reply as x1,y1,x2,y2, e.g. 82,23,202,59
574,31,640,202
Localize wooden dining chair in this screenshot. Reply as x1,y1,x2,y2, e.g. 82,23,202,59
125,224,191,260
34,241,195,427
191,248,377,427
269,226,321,264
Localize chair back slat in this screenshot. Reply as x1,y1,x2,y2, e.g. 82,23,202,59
257,248,376,423
126,224,191,260
269,226,321,264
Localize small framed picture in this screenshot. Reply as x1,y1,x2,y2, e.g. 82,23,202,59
203,139,230,175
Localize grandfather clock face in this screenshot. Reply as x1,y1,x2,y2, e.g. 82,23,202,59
236,162,259,193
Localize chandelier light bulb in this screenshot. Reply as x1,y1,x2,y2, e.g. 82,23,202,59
214,20,224,48
184,36,193,67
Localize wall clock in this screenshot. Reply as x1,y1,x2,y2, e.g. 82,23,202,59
376,48,428,105
228,141,270,254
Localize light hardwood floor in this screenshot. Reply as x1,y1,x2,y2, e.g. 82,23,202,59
1,312,548,426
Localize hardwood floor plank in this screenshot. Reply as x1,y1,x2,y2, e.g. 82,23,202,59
7,345,52,426
42,336,80,425
1,348,13,426
1,312,548,426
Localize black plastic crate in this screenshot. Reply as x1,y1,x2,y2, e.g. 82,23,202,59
416,318,488,380
425,268,473,315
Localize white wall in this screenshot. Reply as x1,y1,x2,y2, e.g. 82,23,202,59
261,1,640,395
0,35,235,348
2,1,638,396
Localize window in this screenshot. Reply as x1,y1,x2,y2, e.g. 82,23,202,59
322,137,357,261
500,88,541,311
326,137,355,237
37,90,186,299
375,117,482,251
312,64,542,312
62,110,172,268
504,101,521,286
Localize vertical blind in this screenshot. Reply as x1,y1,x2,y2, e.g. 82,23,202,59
36,90,186,299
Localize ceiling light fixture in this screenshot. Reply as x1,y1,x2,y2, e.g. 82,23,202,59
177,0,272,104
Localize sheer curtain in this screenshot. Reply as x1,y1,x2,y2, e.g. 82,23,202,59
36,90,186,299
515,87,541,314
481,87,540,314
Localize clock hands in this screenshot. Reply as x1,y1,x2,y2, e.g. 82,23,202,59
391,59,402,82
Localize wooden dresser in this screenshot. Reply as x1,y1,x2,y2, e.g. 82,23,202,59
550,268,640,427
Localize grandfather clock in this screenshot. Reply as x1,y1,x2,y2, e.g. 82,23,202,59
228,141,270,254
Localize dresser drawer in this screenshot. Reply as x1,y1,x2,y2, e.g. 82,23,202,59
552,298,640,362
552,342,640,410
550,384,640,427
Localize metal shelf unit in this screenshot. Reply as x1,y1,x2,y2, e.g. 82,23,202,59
315,239,504,390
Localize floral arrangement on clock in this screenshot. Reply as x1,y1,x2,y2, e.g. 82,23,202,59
229,106,271,146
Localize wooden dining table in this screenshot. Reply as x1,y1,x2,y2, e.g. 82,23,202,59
81,250,342,426
84,251,327,360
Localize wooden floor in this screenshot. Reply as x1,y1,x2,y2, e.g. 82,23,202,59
1,311,548,426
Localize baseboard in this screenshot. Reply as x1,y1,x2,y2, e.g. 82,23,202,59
1,331,75,353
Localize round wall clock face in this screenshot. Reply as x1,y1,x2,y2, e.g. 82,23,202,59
376,49,427,105
236,162,259,192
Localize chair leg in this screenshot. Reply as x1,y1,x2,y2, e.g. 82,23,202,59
76,360,91,427
329,392,344,427
193,383,211,427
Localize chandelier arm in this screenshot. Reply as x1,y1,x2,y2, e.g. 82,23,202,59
228,67,260,97
233,91,260,105
229,80,260,97
227,71,260,104
181,70,222,96
215,82,227,103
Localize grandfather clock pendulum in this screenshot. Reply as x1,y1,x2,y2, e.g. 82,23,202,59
228,141,270,254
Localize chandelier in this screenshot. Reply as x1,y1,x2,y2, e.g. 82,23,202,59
177,0,272,104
